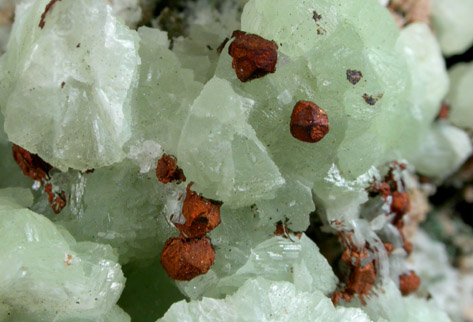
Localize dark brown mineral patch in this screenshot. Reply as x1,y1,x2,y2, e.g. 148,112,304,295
346,69,363,85
312,10,322,22
362,93,383,106
156,154,186,184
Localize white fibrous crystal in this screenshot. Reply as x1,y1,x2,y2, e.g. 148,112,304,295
0,188,128,321
159,277,371,322
431,0,473,56
0,0,140,171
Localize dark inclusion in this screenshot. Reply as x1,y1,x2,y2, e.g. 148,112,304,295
346,69,363,85
313,10,322,22
362,93,383,106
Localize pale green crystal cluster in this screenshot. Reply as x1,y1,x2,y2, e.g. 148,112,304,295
160,277,372,322
0,0,141,171
0,0,472,321
0,188,128,321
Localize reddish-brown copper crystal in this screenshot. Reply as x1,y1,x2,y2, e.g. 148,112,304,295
156,154,186,184
12,144,52,183
160,236,216,281
174,183,222,238
290,101,329,143
399,270,421,296
45,183,67,214
228,30,278,82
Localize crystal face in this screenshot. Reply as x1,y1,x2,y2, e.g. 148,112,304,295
0,188,127,321
0,0,472,321
0,0,141,171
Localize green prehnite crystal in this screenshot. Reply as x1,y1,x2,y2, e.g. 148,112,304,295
409,122,472,178
172,2,241,84
212,233,337,297
129,26,203,156
0,0,140,171
159,277,371,322
0,188,128,322
212,0,449,210
0,0,470,320
44,160,175,263
254,178,314,231
177,77,284,207
431,0,473,56
400,24,471,177
447,62,473,130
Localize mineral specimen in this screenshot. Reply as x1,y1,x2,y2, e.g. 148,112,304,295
0,0,472,321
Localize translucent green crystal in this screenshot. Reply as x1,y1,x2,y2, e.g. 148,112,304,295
206,233,338,297
159,277,371,322
0,0,140,171
0,188,128,321
129,26,203,155
0,0,469,320
177,77,284,207
431,0,473,56
447,62,473,130
44,160,175,263
410,122,472,178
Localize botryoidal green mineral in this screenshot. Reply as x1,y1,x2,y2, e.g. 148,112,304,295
0,0,472,321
